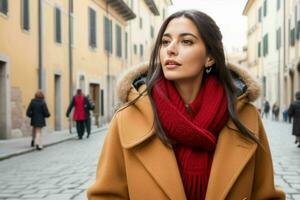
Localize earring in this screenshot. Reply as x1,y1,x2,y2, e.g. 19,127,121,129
205,66,212,74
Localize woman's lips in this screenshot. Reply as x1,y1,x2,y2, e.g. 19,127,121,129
165,64,180,69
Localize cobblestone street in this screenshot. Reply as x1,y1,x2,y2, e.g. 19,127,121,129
0,129,107,200
264,119,300,200
0,119,299,200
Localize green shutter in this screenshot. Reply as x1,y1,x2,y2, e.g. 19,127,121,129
115,25,122,57
258,7,262,22
89,8,96,48
263,0,267,17
22,0,30,30
55,8,62,43
258,42,261,57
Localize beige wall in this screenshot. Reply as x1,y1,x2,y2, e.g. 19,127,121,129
0,0,172,138
0,1,38,137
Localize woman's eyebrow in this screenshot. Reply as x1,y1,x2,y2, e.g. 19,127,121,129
162,32,198,39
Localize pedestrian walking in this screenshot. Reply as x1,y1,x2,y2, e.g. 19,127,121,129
84,95,95,138
282,104,289,122
288,91,300,148
66,89,88,139
262,100,270,119
26,90,50,150
272,102,280,121
87,10,285,200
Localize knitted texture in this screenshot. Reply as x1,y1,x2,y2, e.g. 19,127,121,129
152,75,229,200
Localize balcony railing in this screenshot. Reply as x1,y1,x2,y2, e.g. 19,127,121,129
144,0,159,16
106,0,136,20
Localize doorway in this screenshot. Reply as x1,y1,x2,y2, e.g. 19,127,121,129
89,83,100,127
0,60,10,139
54,74,62,130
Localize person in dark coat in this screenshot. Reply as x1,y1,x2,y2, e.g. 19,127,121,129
288,91,300,148
262,100,270,119
272,102,280,121
26,90,50,150
85,95,95,138
66,89,88,139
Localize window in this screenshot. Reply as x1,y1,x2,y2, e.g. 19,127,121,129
140,44,143,57
104,17,113,53
297,20,300,40
139,17,143,29
150,25,154,38
263,0,267,17
276,27,281,50
0,0,8,15
258,7,262,22
116,24,122,57
134,44,137,55
295,6,300,40
55,7,62,43
263,34,268,56
277,0,280,11
21,0,30,31
258,42,261,57
89,8,97,48
289,19,295,46
125,32,128,59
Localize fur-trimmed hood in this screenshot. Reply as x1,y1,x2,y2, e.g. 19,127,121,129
116,62,261,104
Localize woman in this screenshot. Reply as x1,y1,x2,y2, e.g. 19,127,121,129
26,90,50,150
288,91,300,148
87,10,285,200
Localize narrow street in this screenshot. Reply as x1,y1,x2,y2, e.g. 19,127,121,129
0,119,299,200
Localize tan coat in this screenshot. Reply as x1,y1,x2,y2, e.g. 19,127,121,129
87,63,285,200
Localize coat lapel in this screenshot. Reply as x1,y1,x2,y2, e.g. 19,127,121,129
133,137,187,200
119,92,187,199
205,124,258,200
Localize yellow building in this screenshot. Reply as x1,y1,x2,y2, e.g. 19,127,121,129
0,0,172,139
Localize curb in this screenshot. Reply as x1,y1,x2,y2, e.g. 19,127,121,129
0,126,108,161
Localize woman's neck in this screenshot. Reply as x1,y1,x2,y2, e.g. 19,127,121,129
173,73,204,104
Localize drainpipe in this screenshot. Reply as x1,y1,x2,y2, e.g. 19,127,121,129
38,0,43,89
105,2,111,120
68,0,73,100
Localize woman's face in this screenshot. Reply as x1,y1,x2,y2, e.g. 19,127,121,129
159,17,213,82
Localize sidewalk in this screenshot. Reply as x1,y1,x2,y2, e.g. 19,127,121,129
0,125,108,161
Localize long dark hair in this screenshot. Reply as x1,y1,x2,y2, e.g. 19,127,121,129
146,10,260,146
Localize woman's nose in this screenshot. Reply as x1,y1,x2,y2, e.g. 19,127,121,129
167,42,178,56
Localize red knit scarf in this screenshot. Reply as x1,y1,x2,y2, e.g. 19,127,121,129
152,75,228,200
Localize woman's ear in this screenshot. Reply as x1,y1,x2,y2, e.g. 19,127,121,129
205,56,215,67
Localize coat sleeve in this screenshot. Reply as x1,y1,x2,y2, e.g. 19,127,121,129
251,116,285,200
87,114,129,200
66,97,74,117
42,102,50,118
288,103,294,118
26,101,33,118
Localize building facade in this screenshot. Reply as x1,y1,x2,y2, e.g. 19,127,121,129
243,0,300,113
0,0,172,139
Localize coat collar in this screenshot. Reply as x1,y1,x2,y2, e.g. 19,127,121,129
116,62,261,105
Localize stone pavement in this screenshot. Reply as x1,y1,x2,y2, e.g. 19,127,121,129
0,127,108,200
263,119,300,200
0,126,107,161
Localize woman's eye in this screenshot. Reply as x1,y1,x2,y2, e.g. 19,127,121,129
182,40,193,45
161,39,170,46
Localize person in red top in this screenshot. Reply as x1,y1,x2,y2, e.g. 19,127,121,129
66,89,87,139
